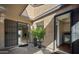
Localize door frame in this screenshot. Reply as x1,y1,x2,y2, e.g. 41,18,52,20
17,22,30,45
54,10,72,53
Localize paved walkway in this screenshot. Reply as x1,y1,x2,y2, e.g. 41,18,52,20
0,43,52,54
9,43,51,54
0,42,68,54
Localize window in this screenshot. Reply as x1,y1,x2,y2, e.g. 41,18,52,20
36,21,44,28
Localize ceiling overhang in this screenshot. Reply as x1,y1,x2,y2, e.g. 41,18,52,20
34,5,63,21
30,4,44,7
21,4,63,21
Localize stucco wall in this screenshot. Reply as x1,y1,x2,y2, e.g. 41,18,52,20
0,14,5,49
33,14,56,47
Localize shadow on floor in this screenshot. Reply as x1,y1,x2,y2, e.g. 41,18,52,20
7,43,51,54
51,51,65,54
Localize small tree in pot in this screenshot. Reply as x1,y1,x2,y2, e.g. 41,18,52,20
32,28,38,47
35,27,45,48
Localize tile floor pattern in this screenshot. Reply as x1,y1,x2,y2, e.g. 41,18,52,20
0,43,52,54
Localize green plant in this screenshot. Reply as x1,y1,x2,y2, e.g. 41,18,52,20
32,27,45,41
32,29,37,38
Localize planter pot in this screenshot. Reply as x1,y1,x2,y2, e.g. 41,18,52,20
33,38,37,47
38,41,42,48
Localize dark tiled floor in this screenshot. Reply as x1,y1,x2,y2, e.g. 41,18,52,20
59,43,71,53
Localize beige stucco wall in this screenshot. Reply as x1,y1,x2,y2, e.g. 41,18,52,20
0,21,4,49
33,13,56,47
0,13,5,49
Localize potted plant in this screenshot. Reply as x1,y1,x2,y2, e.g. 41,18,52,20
35,27,45,48
32,29,38,47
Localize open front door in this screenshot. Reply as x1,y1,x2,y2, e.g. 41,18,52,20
54,12,72,53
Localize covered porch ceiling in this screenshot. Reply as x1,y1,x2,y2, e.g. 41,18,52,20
0,4,32,24
0,4,65,24
21,4,60,21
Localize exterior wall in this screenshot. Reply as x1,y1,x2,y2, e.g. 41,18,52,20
0,21,4,49
0,13,5,49
31,5,58,49
32,14,56,48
